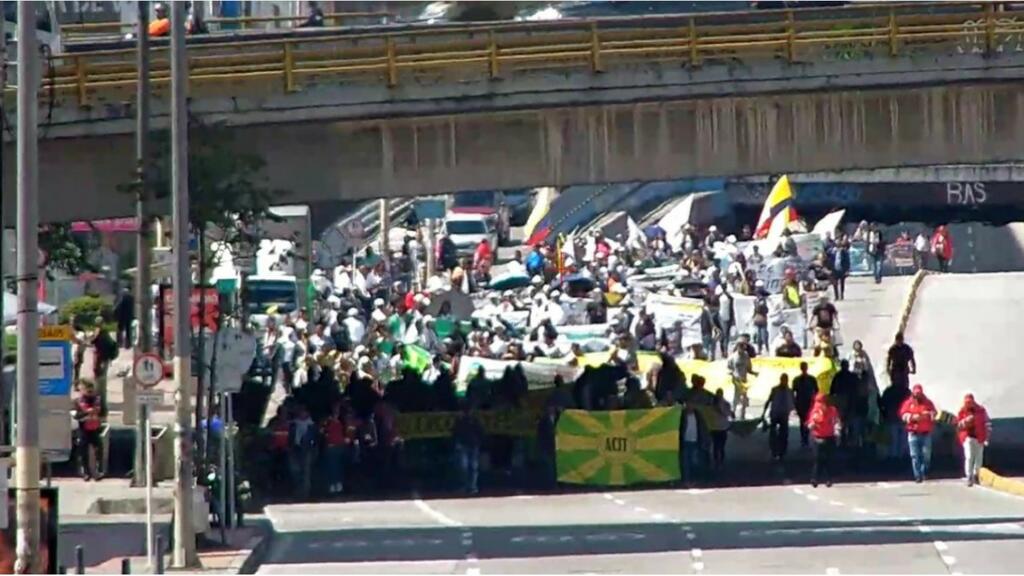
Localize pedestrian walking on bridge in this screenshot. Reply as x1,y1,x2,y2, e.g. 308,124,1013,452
956,393,991,487
806,393,840,488
899,384,936,483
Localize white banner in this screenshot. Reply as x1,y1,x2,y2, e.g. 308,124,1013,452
456,357,581,390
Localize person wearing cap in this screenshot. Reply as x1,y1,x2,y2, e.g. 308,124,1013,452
956,393,991,486
343,307,366,344
899,384,937,483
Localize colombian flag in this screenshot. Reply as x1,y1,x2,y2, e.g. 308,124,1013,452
754,175,798,240
524,186,557,246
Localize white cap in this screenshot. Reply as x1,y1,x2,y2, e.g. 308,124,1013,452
347,308,359,317
373,298,385,308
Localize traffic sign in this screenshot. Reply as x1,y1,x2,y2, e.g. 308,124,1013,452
136,390,165,407
39,325,72,396
133,353,165,388
201,327,257,394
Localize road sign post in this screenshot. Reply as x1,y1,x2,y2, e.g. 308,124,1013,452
133,351,164,570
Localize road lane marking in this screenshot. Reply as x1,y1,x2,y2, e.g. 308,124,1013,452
806,494,820,501
691,548,703,558
466,569,480,576
941,555,957,566
692,562,705,571
826,567,840,575
918,525,932,534
793,488,806,495
414,499,462,527
686,532,696,540
603,493,615,500
633,507,649,514
933,541,948,552
829,500,845,507
853,507,869,514
652,513,668,521
612,499,626,506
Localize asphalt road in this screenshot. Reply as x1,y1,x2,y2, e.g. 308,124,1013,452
906,272,1024,447
257,480,1024,574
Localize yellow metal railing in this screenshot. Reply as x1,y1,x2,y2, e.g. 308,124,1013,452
59,11,393,38
33,2,1024,108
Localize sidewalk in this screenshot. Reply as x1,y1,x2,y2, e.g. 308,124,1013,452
56,478,266,574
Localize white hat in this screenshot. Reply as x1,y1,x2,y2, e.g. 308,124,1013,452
531,275,543,285
373,298,385,308
347,308,359,317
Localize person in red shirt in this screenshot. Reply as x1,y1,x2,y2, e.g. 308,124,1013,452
956,393,991,487
321,402,352,495
266,405,292,495
474,239,493,272
75,382,104,481
899,384,937,483
806,393,840,488
930,225,954,273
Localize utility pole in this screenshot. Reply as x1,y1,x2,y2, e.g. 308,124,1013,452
132,0,153,489
14,2,41,572
379,198,390,264
0,0,7,447
170,2,198,568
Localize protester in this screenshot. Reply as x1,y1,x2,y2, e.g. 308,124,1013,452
113,286,135,349
956,393,991,487
899,384,936,483
711,388,731,469
762,374,795,462
727,341,757,420
289,405,317,499
806,392,840,488
914,230,930,271
792,362,818,448
452,403,485,494
931,225,954,273
867,224,886,284
679,401,706,487
886,332,916,388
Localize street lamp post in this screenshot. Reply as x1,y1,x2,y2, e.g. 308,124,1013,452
14,2,41,572
170,2,198,568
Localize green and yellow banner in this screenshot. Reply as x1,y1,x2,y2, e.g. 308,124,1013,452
396,409,541,440
556,407,681,486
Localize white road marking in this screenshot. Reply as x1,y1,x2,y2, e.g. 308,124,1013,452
602,493,615,500
874,511,891,517
806,494,820,501
414,499,462,527
933,541,948,552
466,569,480,576
826,567,840,575
941,555,957,566
829,500,845,507
692,562,705,571
652,513,668,521
793,487,806,495
918,525,932,534
634,507,649,514
686,532,696,540
466,554,479,564
853,507,869,514
612,499,626,506
691,548,703,558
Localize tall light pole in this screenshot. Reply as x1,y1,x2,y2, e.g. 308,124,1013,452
14,2,41,573
132,0,153,489
170,2,198,568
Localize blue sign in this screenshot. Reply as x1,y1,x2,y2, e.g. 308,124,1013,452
39,339,72,396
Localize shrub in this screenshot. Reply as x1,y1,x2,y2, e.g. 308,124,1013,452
59,295,113,328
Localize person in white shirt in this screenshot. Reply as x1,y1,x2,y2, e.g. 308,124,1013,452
914,231,930,271
343,308,366,344
547,292,567,326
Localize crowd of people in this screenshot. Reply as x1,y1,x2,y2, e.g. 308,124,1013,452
239,216,984,499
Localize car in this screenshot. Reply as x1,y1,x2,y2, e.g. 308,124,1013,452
443,213,499,257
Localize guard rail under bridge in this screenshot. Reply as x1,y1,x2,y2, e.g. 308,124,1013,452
6,2,1024,223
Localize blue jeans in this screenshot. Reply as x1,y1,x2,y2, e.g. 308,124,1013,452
702,336,716,361
872,255,884,283
323,445,346,488
455,444,480,494
908,432,932,481
681,441,701,484
754,325,770,353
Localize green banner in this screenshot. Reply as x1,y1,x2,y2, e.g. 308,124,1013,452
556,407,681,486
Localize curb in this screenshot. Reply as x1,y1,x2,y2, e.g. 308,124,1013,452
979,467,1024,497
235,523,273,575
896,269,929,336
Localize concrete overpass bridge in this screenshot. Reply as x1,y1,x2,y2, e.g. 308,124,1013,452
5,2,1024,223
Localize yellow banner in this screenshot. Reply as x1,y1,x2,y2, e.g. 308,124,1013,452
676,356,835,407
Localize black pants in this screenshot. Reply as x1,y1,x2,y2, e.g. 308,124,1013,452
833,275,846,301
769,418,789,459
812,437,836,484
796,408,810,446
712,431,727,467
117,320,132,348
936,255,949,273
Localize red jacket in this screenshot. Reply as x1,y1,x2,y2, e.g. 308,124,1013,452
806,397,840,439
474,241,493,269
931,229,953,261
956,404,990,444
899,395,937,435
